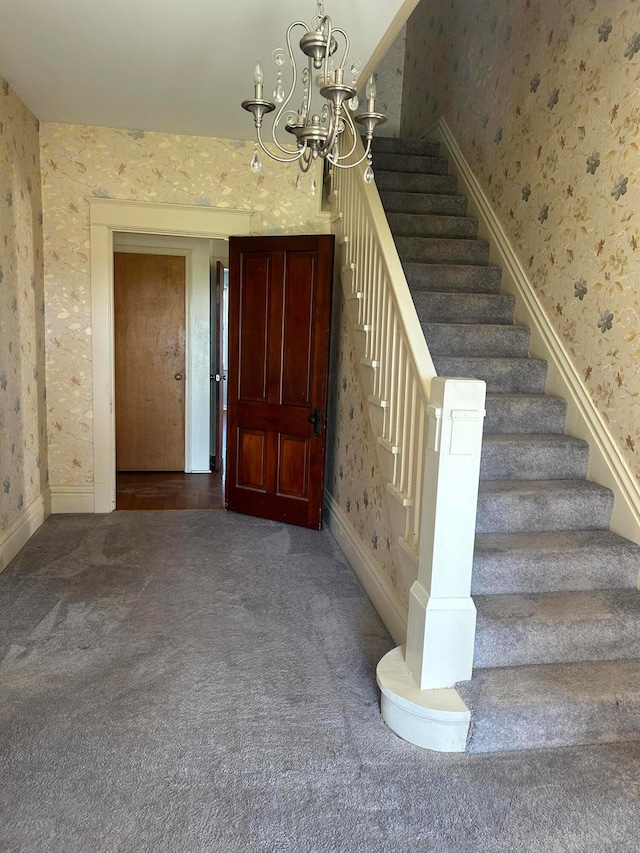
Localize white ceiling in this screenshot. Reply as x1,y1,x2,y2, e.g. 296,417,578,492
0,0,408,139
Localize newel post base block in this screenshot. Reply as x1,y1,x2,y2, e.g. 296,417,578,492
377,646,470,752
405,581,477,690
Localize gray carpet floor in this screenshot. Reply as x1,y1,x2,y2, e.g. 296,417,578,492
1,510,639,852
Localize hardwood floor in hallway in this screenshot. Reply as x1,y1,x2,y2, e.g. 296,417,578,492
116,471,223,510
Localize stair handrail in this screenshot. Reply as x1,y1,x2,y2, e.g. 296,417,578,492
330,133,486,700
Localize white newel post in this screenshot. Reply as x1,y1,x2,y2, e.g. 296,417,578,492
376,377,486,752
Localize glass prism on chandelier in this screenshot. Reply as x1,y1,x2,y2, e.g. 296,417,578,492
241,0,386,183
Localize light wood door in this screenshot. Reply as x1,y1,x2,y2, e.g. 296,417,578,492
226,235,334,530
114,252,186,471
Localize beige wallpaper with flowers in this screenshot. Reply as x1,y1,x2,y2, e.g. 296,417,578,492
0,77,48,537
40,123,328,486
370,25,406,137
402,0,640,484
326,291,409,607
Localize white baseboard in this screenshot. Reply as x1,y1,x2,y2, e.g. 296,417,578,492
433,116,640,547
50,484,96,514
324,490,408,646
0,488,51,573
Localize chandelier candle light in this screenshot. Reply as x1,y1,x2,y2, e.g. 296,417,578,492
241,0,386,184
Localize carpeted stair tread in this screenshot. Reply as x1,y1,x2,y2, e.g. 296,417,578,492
474,589,640,668
373,152,450,175
396,236,490,265
423,322,530,358
432,355,547,394
379,190,468,216
388,212,478,239
480,434,589,481
484,393,567,435
405,263,503,293
413,292,516,325
476,479,614,534
371,136,441,157
375,171,458,195
457,658,640,752
472,530,640,594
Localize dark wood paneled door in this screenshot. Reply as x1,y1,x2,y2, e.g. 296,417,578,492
226,235,334,529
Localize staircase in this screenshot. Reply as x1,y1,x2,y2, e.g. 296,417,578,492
372,135,640,753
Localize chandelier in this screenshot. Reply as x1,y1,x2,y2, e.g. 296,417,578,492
241,0,386,184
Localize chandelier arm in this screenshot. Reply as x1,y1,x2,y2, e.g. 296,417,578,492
328,116,370,167
330,108,359,161
323,103,340,154
299,153,315,173
329,27,350,71
327,145,370,169
270,21,309,156
321,15,332,89
256,127,305,164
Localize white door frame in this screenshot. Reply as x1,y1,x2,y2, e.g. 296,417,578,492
113,235,211,474
88,199,253,513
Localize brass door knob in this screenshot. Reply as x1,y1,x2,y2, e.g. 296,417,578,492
175,373,183,381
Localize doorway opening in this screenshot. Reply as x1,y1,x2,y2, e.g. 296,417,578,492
111,231,229,511
88,200,253,514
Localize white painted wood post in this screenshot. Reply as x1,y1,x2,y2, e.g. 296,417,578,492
405,377,486,689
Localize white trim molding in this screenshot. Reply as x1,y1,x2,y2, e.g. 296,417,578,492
0,489,51,574
50,485,96,514
432,116,640,547
324,490,408,647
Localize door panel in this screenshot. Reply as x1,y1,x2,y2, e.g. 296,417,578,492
237,429,268,491
226,235,334,529
114,252,186,471
239,254,271,403
278,434,309,499
282,253,314,405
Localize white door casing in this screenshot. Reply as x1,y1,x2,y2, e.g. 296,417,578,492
88,199,253,512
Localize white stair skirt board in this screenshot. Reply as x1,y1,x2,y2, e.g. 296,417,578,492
377,646,470,752
430,116,640,552
0,489,51,574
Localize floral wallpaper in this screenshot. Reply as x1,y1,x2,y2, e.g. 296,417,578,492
326,291,409,608
39,123,328,486
402,0,640,484
0,77,47,537
369,25,406,137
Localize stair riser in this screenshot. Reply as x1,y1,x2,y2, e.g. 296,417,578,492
372,137,440,157
460,660,640,753
396,237,490,265
467,710,640,753
476,488,614,534
405,264,503,294
474,611,640,668
380,191,468,216
484,395,567,435
413,293,515,325
432,357,547,394
388,213,478,239
472,534,640,595
375,172,458,194
480,440,589,481
423,324,531,358
373,152,450,174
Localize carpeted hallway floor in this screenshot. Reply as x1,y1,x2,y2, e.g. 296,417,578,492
1,511,639,852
